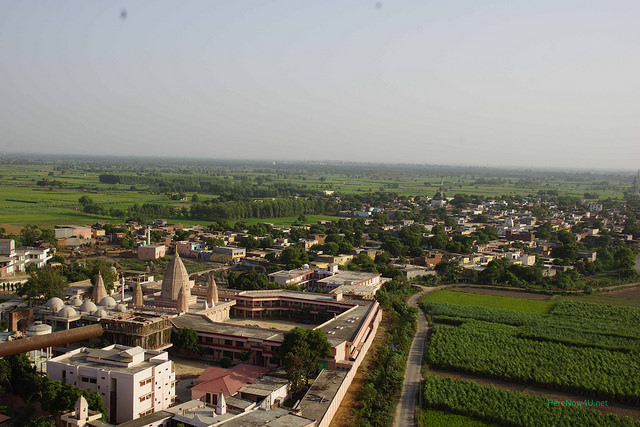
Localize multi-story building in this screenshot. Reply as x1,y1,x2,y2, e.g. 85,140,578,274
210,246,246,264
0,239,52,278
47,345,175,424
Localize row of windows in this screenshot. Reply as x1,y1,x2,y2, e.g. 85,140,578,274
139,392,153,403
139,408,153,417
80,377,97,384
139,377,153,387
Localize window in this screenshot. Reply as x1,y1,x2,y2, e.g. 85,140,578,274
89,378,96,384
224,339,232,346
237,341,244,348
139,393,153,403
139,377,153,387
81,377,89,383
205,337,213,343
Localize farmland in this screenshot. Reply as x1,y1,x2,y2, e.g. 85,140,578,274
0,156,635,228
419,288,640,425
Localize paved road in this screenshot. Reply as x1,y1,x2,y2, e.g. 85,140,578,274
394,285,450,427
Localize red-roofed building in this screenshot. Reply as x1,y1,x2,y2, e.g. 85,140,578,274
191,364,270,415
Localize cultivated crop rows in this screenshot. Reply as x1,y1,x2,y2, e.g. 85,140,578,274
422,376,640,427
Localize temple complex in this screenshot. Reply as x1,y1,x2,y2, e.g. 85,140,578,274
154,253,197,308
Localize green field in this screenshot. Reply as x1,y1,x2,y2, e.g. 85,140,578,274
422,289,556,314
419,408,499,427
0,159,634,228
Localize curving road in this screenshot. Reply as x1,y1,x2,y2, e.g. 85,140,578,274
394,285,450,427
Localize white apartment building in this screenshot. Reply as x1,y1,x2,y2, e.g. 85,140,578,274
0,239,52,277
47,345,175,424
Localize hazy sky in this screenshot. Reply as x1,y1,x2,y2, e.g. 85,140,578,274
1,1,639,169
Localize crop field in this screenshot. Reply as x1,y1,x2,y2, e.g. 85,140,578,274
0,159,634,228
422,289,556,314
421,291,640,424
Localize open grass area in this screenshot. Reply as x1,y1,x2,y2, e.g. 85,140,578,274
423,289,556,314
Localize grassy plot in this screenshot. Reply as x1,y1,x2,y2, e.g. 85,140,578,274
423,289,556,314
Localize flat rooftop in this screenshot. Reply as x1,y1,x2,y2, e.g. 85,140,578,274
239,375,288,397
171,314,286,342
296,370,348,423
269,269,314,279
318,301,374,346
239,289,347,304
223,407,314,427
316,271,381,286
51,348,161,374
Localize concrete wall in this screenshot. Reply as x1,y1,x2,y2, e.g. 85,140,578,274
317,307,382,427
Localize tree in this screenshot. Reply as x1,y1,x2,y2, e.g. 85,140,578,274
613,247,635,270
536,222,552,240
556,230,577,245
279,246,310,269
206,237,225,248
21,224,42,246
150,230,164,242
280,328,331,395
172,328,199,352
227,269,274,291
18,267,69,305
434,259,461,283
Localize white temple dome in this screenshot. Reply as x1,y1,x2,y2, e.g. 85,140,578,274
98,296,116,308
46,297,64,312
93,309,108,318
57,306,77,318
79,301,97,313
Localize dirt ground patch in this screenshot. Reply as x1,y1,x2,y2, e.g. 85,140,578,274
427,369,640,420
0,224,23,235
331,316,390,427
172,355,211,377
450,287,552,301
599,286,640,300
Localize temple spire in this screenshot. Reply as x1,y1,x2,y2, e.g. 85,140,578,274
132,280,143,307
92,273,107,303
177,284,189,313
206,275,219,306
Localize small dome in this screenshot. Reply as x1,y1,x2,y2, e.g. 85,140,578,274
98,296,116,308
26,322,52,335
79,301,97,313
70,296,82,307
57,306,77,318
115,303,127,312
46,297,64,312
93,309,108,318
